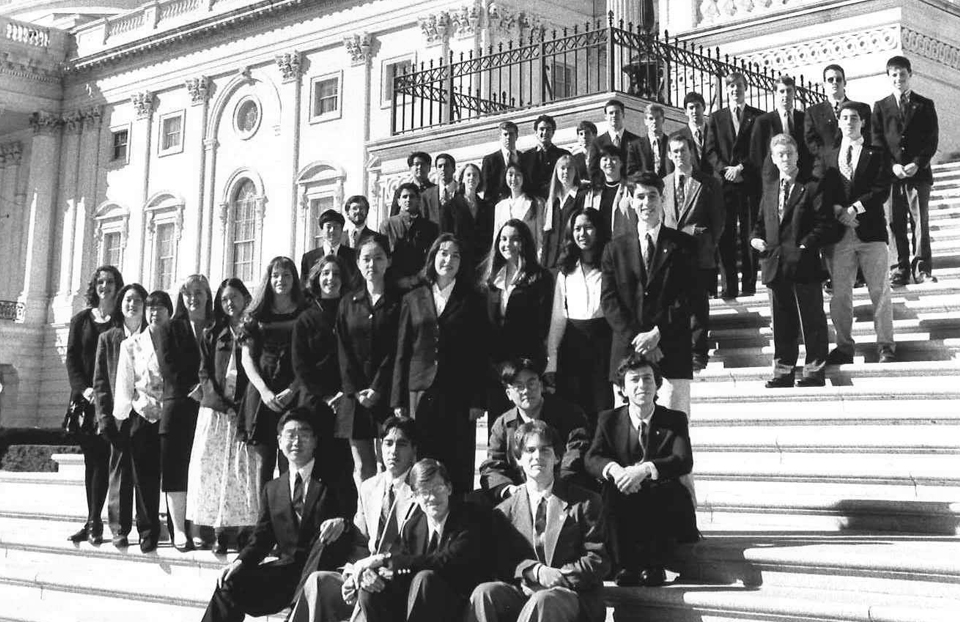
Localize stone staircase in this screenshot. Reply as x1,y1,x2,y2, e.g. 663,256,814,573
2,163,960,620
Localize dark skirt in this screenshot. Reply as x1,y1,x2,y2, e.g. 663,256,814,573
411,383,477,495
556,318,613,421
159,397,199,492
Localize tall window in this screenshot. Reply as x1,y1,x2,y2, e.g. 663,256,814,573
232,180,258,282
310,73,342,122
102,231,123,267
551,62,574,99
112,129,129,162
159,111,184,155
310,197,336,249
154,223,175,289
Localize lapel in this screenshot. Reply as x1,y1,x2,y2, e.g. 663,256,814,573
299,472,323,532
513,485,536,550
543,484,569,566
648,229,672,280
780,182,806,229
438,281,462,321
615,406,633,464
487,287,503,325
623,235,645,296
852,147,874,186
902,96,917,128
678,175,702,227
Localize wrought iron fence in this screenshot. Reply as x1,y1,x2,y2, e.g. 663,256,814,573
392,12,826,135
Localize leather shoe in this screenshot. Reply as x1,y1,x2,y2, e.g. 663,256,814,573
765,375,794,388
720,289,738,300
692,354,708,373
915,270,937,284
796,376,825,387
641,566,667,587
173,539,195,553
67,525,88,543
826,348,853,365
212,540,229,555
87,527,103,546
112,535,129,548
614,568,642,587
878,350,896,364
890,270,909,287
139,536,158,553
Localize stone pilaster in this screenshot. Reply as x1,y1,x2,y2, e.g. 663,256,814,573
200,138,218,278
277,51,303,258
50,112,83,323
131,94,154,282
1,143,24,300
73,107,104,296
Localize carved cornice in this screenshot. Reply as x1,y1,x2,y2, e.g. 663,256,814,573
275,51,302,83
419,11,452,46
450,4,483,39
131,91,155,120
903,28,960,73
737,24,899,73
486,3,547,40
343,32,375,66
185,76,211,106
63,111,84,134
30,111,62,135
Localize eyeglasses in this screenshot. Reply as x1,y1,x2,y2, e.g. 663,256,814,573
414,485,449,499
280,430,314,442
508,379,541,393
825,77,844,83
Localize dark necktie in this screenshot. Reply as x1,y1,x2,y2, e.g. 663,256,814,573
640,421,649,458
651,136,660,171
786,113,794,135
350,228,360,248
899,93,909,121
779,179,790,222
377,483,398,550
840,144,854,182
644,232,655,274
427,530,440,554
676,175,685,222
378,483,395,538
534,498,547,562
292,473,304,522
613,133,621,148
833,102,841,118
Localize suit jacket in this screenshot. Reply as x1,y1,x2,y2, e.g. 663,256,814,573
662,170,725,268
479,394,591,500
571,151,589,182
341,225,388,251
871,91,939,184
480,150,516,204
354,469,417,556
196,323,248,414
819,144,891,244
540,191,581,269
153,318,201,401
392,281,488,409
292,299,341,411
379,214,441,290
575,182,636,240
676,124,712,175
753,175,832,285
600,227,697,380
588,130,642,184
66,309,110,401
390,501,493,599
93,326,128,427
520,144,571,199
300,245,360,293
804,99,872,157
705,104,763,187
390,180,440,223
636,132,672,178
750,109,813,182
485,269,554,368
441,195,495,270
493,481,610,622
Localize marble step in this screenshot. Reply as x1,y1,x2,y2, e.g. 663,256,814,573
691,360,960,385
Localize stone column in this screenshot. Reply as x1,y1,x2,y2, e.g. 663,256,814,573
0,149,9,299
2,143,25,299
73,107,103,294
276,51,303,258
187,76,212,275
52,114,83,318
130,91,154,282
200,137,218,278
344,33,376,197
18,111,63,325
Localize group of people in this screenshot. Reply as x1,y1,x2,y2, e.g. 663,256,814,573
60,53,936,621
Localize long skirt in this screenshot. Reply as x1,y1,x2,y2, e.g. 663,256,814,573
186,407,261,527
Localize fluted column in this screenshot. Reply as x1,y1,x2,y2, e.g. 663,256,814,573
1,143,24,300
200,137,218,279
276,51,303,259
54,114,83,303
130,91,154,282
73,107,103,294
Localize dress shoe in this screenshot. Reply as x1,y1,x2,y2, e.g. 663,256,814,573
765,375,794,388
796,376,825,387
640,566,667,587
212,540,229,555
87,526,104,546
915,270,937,284
173,538,195,553
720,289,738,300
692,354,708,373
139,536,158,553
890,270,909,287
614,568,642,587
878,349,896,364
67,525,88,543
826,348,854,365
112,535,129,548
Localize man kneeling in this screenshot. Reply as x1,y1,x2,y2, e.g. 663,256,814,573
467,420,610,622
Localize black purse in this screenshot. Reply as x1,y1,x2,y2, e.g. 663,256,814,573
61,396,95,436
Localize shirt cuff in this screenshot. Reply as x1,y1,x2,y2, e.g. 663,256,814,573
602,463,617,480
643,461,659,481
852,201,866,214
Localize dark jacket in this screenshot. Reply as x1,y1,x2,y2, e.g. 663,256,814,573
705,104,763,187
636,132,673,178
675,124,713,176
804,99,872,157
662,170,725,268
300,245,360,294
588,130,642,185
520,143,571,199
485,269,554,369
292,299,341,404
749,109,813,182
441,195,495,271
153,319,201,401
871,91,939,185
379,214,441,291
819,144,891,244
66,309,112,401
480,150,514,204
197,323,248,413
92,326,127,426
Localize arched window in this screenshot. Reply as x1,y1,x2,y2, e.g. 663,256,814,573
231,180,258,282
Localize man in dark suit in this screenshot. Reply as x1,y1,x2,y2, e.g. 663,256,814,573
480,358,591,503
600,172,697,416
480,121,520,203
637,103,672,178
354,459,492,622
871,55,939,285
662,133,725,372
390,152,440,223
467,420,610,622
804,64,872,159
588,99,643,184
585,354,697,587
342,194,389,251
201,409,354,622
519,114,570,200
821,102,896,365
751,134,833,387
379,183,440,291
750,76,813,183
571,120,597,182
675,92,712,175
300,209,360,292
705,71,764,298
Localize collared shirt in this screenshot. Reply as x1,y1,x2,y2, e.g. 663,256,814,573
431,280,456,316
779,109,794,134
439,179,458,204
494,265,520,315
502,148,518,167
638,221,662,256
894,89,912,108
608,128,624,146
730,102,744,134
344,222,368,248
839,136,866,213
524,482,554,528
323,242,341,257
223,326,239,401
289,458,315,502
113,329,164,423
545,261,603,372
828,96,847,117
627,404,659,479
425,512,449,549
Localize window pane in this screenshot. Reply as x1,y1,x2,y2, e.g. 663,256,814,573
315,78,339,116
232,180,258,283
310,197,336,249
155,223,175,290
112,130,128,161
162,116,182,151
103,231,123,267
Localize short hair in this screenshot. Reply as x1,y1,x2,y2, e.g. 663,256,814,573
498,120,519,135
769,132,798,152
597,144,622,161
683,91,706,108
317,209,345,228
436,152,456,168
644,103,666,117
499,357,541,387
304,254,342,300
615,352,663,389
277,407,318,437
603,98,625,112
344,194,370,213
421,233,464,285
667,131,695,152
397,182,422,197
775,75,796,89
85,265,125,308
630,171,665,196
144,290,173,315
577,120,598,135
822,64,846,81
724,72,747,87
512,419,564,462
407,151,432,167
533,114,556,131
837,100,864,119
410,458,451,493
886,55,912,74
382,415,418,447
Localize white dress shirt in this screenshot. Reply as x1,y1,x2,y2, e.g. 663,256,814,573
425,512,449,549
524,482,554,527
493,265,520,316
431,280,455,316
113,329,164,423
545,262,603,373
289,458,316,502
638,221,662,258
839,136,865,213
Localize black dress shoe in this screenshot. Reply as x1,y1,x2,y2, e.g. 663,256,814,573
826,348,854,365
615,569,642,587
796,376,825,387
112,535,129,548
720,289,738,300
692,354,708,373
87,526,103,546
878,350,896,364
765,375,794,388
67,525,88,543
640,567,667,587
139,537,158,553
890,270,909,287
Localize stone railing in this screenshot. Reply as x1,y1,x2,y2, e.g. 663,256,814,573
3,16,51,48
159,0,202,23
696,0,819,28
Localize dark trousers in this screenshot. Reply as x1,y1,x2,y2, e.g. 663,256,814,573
769,280,828,379
717,183,758,294
413,387,477,496
557,318,614,420
78,432,110,528
691,268,715,358
358,569,465,622
606,480,696,570
128,416,161,544
889,179,932,274
201,559,302,622
106,420,134,537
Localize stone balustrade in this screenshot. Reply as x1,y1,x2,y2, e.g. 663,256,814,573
696,0,818,28
3,16,50,48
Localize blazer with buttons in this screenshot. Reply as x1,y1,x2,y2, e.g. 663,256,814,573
661,170,725,269
871,91,939,185
819,144,891,244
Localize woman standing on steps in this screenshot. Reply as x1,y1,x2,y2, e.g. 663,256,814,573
65,265,124,546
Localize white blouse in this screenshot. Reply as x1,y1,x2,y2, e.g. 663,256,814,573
546,262,603,373
113,329,164,423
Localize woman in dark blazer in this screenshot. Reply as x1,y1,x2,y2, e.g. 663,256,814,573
441,163,495,274
93,282,148,548
483,219,554,416
337,237,402,482
65,265,124,545
392,234,489,494
541,154,583,269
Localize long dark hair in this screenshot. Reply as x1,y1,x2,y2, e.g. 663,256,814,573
84,265,125,308
212,278,251,332
246,256,305,321
484,219,545,289
557,207,608,275
305,254,343,301
173,274,215,323
420,233,468,287
111,283,148,331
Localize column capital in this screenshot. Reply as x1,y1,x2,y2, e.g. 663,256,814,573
343,32,376,66
1,141,23,165
275,51,302,83
186,76,212,106
418,11,451,46
81,106,103,129
30,111,62,135
63,111,84,134
131,91,155,120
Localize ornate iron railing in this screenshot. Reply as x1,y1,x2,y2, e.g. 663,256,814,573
392,12,826,135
